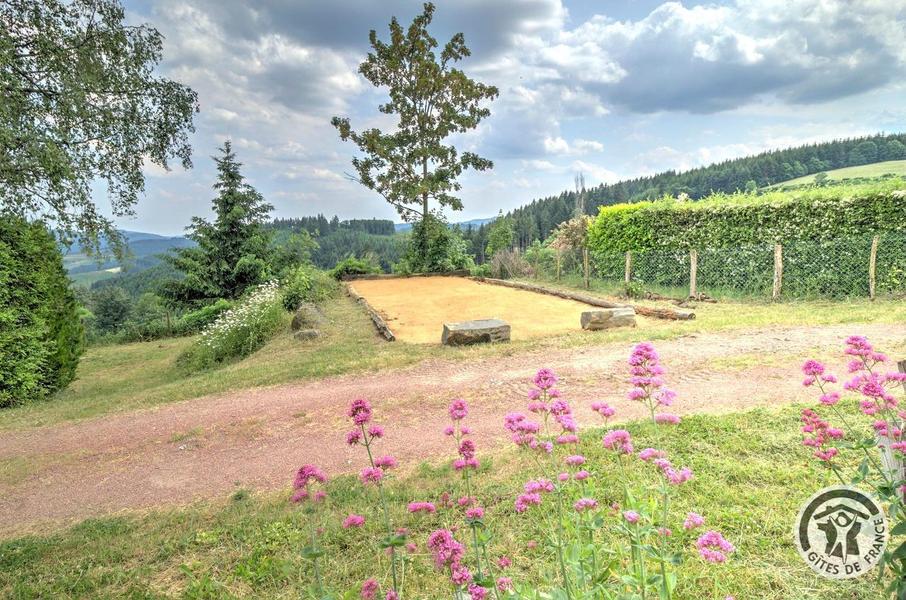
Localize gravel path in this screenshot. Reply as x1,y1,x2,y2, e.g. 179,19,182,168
1,323,903,537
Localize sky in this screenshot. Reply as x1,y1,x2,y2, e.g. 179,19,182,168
120,0,906,236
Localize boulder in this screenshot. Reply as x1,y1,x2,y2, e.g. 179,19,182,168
580,308,636,330
293,328,321,341
442,319,511,346
291,303,324,331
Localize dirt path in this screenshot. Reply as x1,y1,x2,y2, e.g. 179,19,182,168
1,323,904,537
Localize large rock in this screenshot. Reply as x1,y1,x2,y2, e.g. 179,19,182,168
580,308,636,330
291,303,324,331
442,319,511,346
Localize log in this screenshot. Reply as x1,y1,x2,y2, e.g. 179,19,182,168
341,270,471,281
471,277,695,321
346,283,396,341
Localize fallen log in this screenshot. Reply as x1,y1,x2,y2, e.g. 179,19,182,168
346,283,396,341
471,277,695,321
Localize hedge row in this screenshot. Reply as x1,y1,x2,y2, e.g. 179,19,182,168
587,181,906,254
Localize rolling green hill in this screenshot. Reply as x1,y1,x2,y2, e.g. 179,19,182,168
768,159,906,187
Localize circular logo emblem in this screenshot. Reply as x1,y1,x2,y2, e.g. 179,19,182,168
794,485,888,579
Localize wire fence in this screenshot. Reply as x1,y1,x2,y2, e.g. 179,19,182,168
553,233,906,301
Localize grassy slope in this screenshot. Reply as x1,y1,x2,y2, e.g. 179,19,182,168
0,405,884,599
768,160,906,187
3,289,906,430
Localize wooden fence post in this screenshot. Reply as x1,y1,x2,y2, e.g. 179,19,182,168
869,234,879,300
772,243,783,300
689,249,698,298
582,247,590,289
624,251,632,284
556,248,561,282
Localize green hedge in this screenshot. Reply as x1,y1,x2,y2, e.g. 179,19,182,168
587,181,906,254
1,218,84,406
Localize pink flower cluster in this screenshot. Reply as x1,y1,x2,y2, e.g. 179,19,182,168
343,514,365,528
591,401,616,421
292,464,327,503
684,512,705,530
651,456,693,486
427,529,489,597
627,342,678,417
407,501,437,514
696,530,735,563
602,429,634,455
800,408,844,462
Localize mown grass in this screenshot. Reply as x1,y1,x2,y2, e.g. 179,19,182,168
0,405,887,599
1,286,904,430
768,160,906,187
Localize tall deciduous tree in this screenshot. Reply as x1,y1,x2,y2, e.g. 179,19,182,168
0,0,198,256
331,2,497,260
162,143,273,306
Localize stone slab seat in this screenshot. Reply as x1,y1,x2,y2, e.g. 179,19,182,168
580,307,636,330
442,318,511,346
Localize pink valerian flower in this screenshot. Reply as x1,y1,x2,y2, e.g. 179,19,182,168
515,492,542,513
684,512,705,530
385,591,398,600
374,455,397,470
443,425,455,436
558,472,570,482
664,465,693,485
496,556,512,569
451,564,473,585
654,413,681,425
368,425,385,438
343,514,366,528
603,429,634,455
697,530,735,563
361,578,379,600
348,398,373,425
528,400,548,413
574,498,598,512
574,470,590,481
459,440,476,460
639,447,667,462
623,510,640,524
427,529,465,569
360,466,384,485
524,479,555,493
292,464,328,503
496,577,513,592
557,433,579,445
468,583,488,599
408,501,437,514
846,371,905,415
591,401,616,420
627,342,681,419
346,429,363,445
800,408,844,462
565,455,586,466
465,506,485,519
458,496,475,507
449,399,469,421
533,368,558,390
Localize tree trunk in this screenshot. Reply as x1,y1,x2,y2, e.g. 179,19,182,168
422,158,429,263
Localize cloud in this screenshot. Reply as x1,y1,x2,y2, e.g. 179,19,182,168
517,0,906,114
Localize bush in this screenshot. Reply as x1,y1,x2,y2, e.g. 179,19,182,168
177,282,283,371
281,266,337,310
489,248,530,279
177,299,234,333
0,217,84,407
329,255,382,280
394,215,475,274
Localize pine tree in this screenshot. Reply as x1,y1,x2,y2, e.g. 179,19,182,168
162,142,273,306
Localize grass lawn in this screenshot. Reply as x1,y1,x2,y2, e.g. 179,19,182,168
2,286,905,430
768,160,906,187
0,404,887,599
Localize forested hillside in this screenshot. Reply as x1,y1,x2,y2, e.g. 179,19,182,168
497,133,906,249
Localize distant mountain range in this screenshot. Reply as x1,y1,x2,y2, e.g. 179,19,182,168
394,217,495,232
64,230,193,286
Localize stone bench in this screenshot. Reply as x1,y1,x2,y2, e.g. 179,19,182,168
442,319,511,346
581,307,636,330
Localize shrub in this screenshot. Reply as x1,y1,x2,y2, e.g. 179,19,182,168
281,266,337,310
329,255,382,280
394,215,475,274
178,299,234,333
489,248,530,279
0,217,84,407
177,281,283,370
